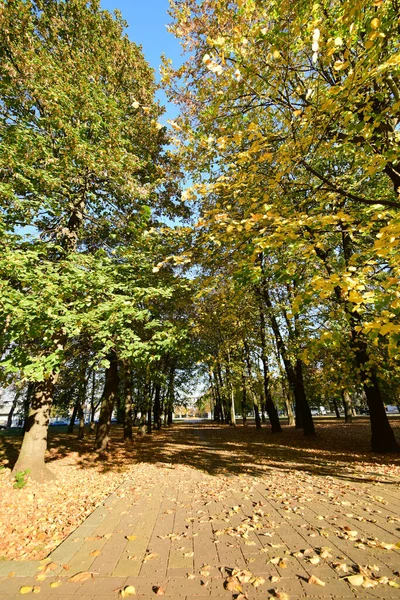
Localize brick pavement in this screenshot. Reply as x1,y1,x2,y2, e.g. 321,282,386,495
1,423,400,599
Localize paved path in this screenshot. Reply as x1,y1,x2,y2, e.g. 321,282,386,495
1,424,400,599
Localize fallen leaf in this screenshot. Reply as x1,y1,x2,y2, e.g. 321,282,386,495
224,577,243,592
362,578,378,588
308,575,325,586
20,587,33,595
49,581,62,588
69,571,94,583
152,586,165,595
251,576,265,588
126,535,137,541
90,550,101,557
309,556,320,565
346,575,364,586
144,552,159,561
119,585,136,597
273,591,290,600
278,559,287,568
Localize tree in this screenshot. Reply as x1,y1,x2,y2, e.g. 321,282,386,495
0,0,179,479
165,0,400,452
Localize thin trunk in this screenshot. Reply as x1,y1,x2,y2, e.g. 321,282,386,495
261,404,267,424
260,278,314,436
6,393,18,428
257,300,282,432
12,377,57,481
225,350,236,427
147,403,152,434
167,365,175,426
284,395,295,426
153,382,161,430
241,370,248,426
68,399,79,434
332,398,341,419
342,390,353,423
279,365,295,426
217,360,228,423
295,359,315,436
138,412,146,436
77,402,85,440
95,353,119,452
124,366,133,441
243,341,261,430
89,370,98,431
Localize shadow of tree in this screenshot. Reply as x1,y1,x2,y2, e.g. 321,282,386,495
1,420,399,483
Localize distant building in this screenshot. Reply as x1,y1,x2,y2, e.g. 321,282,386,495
0,385,19,427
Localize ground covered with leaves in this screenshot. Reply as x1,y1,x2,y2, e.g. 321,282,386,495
1,418,400,598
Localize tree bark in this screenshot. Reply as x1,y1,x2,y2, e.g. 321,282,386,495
241,369,248,426
260,279,314,435
95,353,119,452
147,403,152,434
68,399,79,433
6,392,18,428
12,377,57,481
356,346,399,452
153,382,162,430
123,366,133,441
342,390,353,423
332,398,341,419
256,303,282,433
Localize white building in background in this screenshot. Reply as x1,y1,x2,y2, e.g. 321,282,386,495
0,385,19,427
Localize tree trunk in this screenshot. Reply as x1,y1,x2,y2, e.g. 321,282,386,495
68,399,79,433
241,370,248,426
147,403,152,434
342,390,353,423
284,394,295,426
95,353,119,452
12,377,57,481
124,367,133,442
342,226,397,451
257,301,282,432
225,351,236,427
294,359,315,436
77,402,85,440
261,403,267,424
153,382,162,430
6,393,18,428
259,278,314,435
363,367,398,452
167,406,173,426
332,398,341,419
138,412,146,436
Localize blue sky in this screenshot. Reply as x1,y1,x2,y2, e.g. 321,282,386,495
100,0,183,121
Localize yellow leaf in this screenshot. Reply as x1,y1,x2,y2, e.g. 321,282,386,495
370,18,380,29
50,581,62,588
119,585,136,597
347,575,364,586
20,587,34,595
308,575,325,586
126,535,137,541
